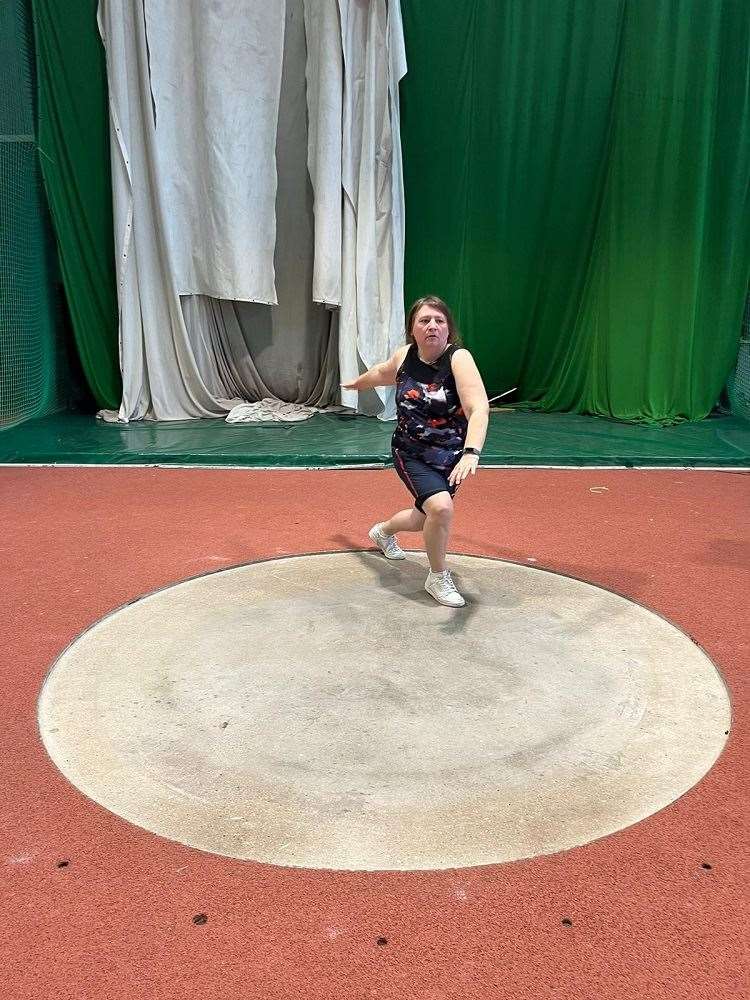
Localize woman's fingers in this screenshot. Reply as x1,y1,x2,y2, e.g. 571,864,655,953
454,457,479,485
449,455,479,488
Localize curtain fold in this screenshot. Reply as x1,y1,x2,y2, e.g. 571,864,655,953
304,0,343,308
181,297,339,408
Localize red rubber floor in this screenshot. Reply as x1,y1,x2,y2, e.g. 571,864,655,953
1,467,747,1000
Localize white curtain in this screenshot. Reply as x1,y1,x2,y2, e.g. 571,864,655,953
99,0,406,422
144,1,284,304
307,0,407,420
304,0,343,309
99,0,245,419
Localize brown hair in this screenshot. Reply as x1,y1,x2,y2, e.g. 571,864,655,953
405,295,461,346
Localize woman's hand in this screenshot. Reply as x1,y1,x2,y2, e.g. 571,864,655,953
341,377,365,390
448,453,479,487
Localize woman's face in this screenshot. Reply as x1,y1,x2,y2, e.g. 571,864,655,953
411,304,450,357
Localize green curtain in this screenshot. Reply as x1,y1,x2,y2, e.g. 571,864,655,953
31,0,120,410
401,0,750,423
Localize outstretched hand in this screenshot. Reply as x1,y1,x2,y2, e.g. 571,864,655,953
448,453,479,487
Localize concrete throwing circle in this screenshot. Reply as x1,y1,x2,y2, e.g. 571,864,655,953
39,552,730,871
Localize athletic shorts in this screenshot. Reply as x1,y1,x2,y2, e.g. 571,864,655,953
391,447,459,512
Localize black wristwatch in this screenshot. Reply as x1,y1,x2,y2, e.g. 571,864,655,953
463,447,481,456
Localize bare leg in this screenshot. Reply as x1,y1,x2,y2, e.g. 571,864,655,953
381,507,426,535
422,492,454,573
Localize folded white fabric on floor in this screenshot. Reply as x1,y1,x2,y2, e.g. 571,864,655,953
225,399,319,423
97,401,353,423
96,409,122,423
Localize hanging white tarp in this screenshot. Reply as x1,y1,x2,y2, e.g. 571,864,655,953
99,0,244,419
336,0,407,419
99,0,406,422
303,0,343,308
144,1,284,304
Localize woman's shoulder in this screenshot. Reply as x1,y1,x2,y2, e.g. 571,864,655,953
394,343,412,370
447,344,472,368
448,345,475,363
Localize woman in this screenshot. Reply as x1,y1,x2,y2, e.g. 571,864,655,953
342,296,489,607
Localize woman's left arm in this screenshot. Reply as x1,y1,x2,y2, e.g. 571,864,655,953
449,349,490,486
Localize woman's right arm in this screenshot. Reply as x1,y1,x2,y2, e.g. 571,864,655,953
341,346,408,391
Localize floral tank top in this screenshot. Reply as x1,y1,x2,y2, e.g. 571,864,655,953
392,343,468,471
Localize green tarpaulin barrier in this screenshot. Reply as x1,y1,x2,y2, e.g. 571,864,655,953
1,411,747,467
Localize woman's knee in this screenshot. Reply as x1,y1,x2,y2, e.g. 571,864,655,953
423,491,454,521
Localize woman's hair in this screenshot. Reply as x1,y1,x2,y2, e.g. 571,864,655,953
405,295,461,346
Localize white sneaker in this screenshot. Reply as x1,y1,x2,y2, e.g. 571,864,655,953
425,570,465,608
368,522,406,560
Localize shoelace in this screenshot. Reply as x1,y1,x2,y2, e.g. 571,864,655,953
378,529,399,552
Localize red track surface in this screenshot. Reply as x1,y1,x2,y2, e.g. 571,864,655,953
1,467,747,1000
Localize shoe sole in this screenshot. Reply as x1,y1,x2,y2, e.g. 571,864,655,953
368,528,406,560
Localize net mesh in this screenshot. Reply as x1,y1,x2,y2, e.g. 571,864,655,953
0,0,63,429
726,289,750,421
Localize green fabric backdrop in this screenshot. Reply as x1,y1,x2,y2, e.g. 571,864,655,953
31,0,120,410
30,0,750,423
401,0,750,422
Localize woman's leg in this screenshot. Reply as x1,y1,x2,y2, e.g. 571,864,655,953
422,492,454,573
381,507,426,535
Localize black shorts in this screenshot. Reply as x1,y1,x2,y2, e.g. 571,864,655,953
392,447,459,512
